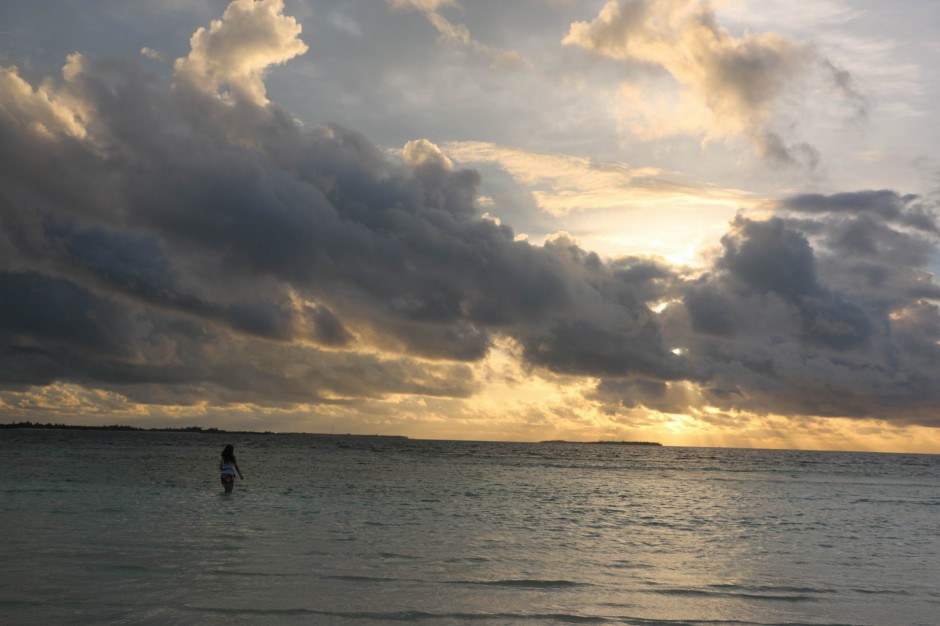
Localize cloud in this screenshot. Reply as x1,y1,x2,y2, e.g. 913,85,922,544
660,195,940,426
0,0,687,416
780,189,936,233
140,47,165,62
389,0,528,69
403,138,454,170
173,0,308,106
444,140,749,216
0,54,89,139
563,0,865,166
3,0,940,438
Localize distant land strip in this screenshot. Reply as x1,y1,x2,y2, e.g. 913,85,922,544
0,421,408,438
1,423,660,445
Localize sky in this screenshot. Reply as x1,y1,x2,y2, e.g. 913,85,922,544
2,0,940,452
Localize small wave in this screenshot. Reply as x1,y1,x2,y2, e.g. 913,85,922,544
189,607,613,622
212,569,290,578
709,583,837,595
0,599,49,609
3,487,69,494
649,587,817,602
609,561,655,570
852,497,940,506
456,579,589,589
376,551,420,560
186,606,318,616
185,606,852,625
324,574,397,583
85,563,151,573
444,556,492,563
852,587,910,596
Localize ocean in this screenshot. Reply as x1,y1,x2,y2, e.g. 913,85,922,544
1,430,938,625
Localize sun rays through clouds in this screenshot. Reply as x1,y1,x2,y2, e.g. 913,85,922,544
2,0,940,451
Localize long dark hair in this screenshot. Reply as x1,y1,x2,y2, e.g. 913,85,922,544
221,445,236,462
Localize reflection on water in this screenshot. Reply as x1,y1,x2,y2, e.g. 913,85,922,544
1,430,938,624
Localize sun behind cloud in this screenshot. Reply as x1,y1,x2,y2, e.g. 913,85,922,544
1,0,940,453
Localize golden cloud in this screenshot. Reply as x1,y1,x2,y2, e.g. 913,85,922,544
173,0,308,106
445,140,750,216
564,0,812,152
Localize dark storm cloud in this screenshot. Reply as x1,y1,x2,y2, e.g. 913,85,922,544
515,236,688,380
0,272,138,366
5,1,940,432
661,200,940,427
307,305,352,347
781,189,937,233
719,217,819,297
0,2,684,410
0,269,475,404
590,377,699,415
711,217,874,351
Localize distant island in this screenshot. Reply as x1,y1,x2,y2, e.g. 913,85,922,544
0,421,408,439
541,439,662,446
1,422,656,445
0,421,272,434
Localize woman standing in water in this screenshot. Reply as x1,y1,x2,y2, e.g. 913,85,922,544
220,445,244,493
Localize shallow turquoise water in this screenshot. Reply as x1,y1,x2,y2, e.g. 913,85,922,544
1,430,938,624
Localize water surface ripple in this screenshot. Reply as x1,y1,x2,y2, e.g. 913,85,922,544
1,431,938,625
